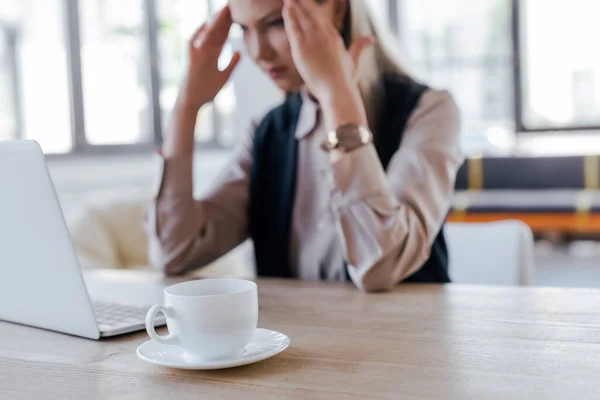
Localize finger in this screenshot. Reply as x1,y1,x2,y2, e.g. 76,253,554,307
189,23,208,48
349,36,376,65
297,0,321,14
205,5,234,44
292,0,320,31
283,1,305,43
220,51,242,81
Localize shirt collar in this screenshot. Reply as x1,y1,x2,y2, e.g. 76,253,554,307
294,86,320,140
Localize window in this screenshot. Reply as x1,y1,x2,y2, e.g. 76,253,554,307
519,0,600,131
399,0,514,147
0,26,17,141
1,0,72,153
79,0,152,145
0,0,598,156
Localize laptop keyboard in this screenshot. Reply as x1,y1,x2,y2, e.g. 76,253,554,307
93,301,165,332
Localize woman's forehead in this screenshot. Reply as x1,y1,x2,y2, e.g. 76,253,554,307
229,0,283,25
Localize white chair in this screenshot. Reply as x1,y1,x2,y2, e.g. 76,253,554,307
445,220,535,285
67,197,254,278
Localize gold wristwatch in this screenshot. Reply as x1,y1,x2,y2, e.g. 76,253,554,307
320,123,373,153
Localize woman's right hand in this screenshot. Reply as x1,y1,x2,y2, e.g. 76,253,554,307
178,6,241,112
163,6,240,158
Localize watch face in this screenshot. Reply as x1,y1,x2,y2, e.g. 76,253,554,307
321,124,373,153
337,123,360,136
336,124,372,152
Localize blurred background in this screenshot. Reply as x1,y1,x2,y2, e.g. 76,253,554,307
1,0,599,285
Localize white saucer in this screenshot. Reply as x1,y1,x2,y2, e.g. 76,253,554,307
136,328,290,370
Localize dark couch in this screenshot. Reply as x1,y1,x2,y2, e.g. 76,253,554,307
450,155,600,234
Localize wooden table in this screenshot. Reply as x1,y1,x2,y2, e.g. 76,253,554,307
2,270,600,399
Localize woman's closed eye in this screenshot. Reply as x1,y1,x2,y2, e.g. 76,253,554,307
267,18,285,28
237,18,283,35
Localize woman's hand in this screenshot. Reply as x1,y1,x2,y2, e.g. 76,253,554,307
283,0,373,129
163,6,240,158
178,6,241,112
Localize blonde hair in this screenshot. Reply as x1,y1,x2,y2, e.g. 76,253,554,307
342,0,410,128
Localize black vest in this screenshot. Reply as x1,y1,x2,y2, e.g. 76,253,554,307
248,75,451,283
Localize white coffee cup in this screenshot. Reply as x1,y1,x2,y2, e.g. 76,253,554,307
145,278,258,361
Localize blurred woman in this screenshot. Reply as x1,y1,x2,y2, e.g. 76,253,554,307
146,0,463,291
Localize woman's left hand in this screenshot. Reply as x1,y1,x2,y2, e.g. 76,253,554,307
283,0,374,128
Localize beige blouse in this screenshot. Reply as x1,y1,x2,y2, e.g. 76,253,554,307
145,88,463,291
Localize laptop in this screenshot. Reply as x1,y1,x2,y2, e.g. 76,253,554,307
0,140,165,339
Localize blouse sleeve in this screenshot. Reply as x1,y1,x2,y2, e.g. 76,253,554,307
328,90,463,291
144,123,256,276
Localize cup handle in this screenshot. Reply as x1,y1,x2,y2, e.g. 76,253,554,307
145,305,177,345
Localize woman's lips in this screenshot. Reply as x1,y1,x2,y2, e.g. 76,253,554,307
266,66,287,78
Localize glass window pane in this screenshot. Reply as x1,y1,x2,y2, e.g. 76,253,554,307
156,0,216,143
0,1,20,23
1,0,72,153
445,65,513,133
80,0,152,145
521,0,600,129
400,0,512,64
0,28,17,141
399,0,513,154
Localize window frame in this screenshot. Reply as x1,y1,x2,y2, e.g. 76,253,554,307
7,0,599,157
63,0,168,153
512,0,600,133
0,23,23,141
54,0,224,156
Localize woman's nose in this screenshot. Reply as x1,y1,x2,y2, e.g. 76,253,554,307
247,32,275,62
